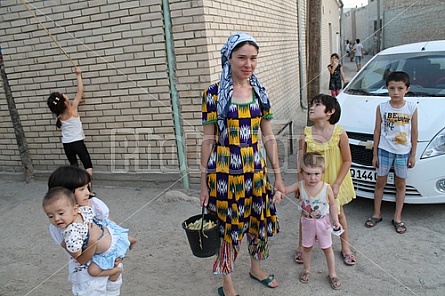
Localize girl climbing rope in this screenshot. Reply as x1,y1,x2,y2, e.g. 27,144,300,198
47,66,93,179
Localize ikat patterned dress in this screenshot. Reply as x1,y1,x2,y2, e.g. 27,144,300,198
202,83,279,252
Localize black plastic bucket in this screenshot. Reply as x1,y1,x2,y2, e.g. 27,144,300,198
182,210,220,258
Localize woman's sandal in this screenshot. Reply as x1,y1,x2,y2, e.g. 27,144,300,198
248,273,278,289
328,276,342,290
295,251,303,264
217,287,240,296
299,271,310,283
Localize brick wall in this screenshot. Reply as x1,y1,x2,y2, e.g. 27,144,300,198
383,0,445,49
1,0,179,183
343,0,445,54
0,0,319,184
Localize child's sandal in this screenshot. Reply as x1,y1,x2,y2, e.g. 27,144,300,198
295,251,303,264
328,276,341,290
299,271,310,283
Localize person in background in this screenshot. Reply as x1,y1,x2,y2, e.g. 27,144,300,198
327,53,346,97
353,39,365,71
200,32,285,296
349,40,355,62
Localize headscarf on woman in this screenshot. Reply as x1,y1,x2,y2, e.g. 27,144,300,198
217,32,271,140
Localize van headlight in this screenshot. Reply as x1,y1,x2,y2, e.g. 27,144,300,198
421,128,445,159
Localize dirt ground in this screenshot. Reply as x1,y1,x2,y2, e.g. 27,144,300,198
1,160,445,296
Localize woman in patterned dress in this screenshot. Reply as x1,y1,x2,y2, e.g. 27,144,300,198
200,33,286,296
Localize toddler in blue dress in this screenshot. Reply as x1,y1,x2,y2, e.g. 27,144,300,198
43,187,130,281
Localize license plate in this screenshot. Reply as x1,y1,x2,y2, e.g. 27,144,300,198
350,168,394,185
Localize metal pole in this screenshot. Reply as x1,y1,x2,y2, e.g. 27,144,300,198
162,0,190,189
376,0,381,52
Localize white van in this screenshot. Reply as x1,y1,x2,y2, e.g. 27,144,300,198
337,40,445,204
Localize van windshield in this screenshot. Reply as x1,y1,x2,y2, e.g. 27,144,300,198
345,52,445,97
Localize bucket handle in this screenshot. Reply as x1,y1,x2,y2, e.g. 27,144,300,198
199,207,208,249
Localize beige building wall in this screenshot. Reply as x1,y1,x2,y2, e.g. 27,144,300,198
341,8,354,49
0,0,304,184
343,0,445,54
342,6,370,54
383,0,445,49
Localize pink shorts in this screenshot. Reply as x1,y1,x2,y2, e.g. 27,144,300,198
301,215,332,249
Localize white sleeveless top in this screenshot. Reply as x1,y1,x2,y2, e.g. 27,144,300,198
300,181,330,219
61,115,85,143
378,100,417,154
